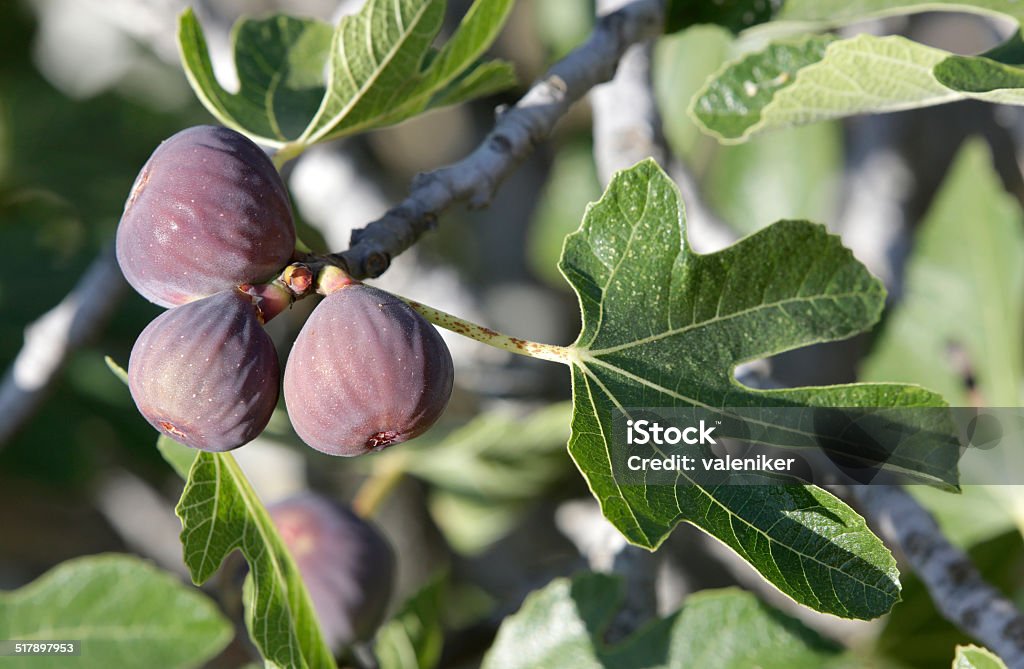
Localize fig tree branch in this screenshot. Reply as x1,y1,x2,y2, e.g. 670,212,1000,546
740,373,1024,662
850,484,1024,667
0,245,127,447
327,0,665,280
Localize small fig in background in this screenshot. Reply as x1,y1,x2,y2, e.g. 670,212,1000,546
284,284,454,456
267,494,395,651
116,125,295,307
128,289,279,451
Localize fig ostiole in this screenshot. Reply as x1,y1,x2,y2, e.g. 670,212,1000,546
116,125,295,307
284,284,454,456
128,289,280,451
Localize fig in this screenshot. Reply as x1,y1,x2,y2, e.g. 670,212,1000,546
283,284,454,456
267,494,395,651
128,289,280,451
116,125,295,307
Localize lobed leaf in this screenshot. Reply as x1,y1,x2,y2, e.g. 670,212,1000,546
557,160,966,618
0,554,232,669
176,452,335,669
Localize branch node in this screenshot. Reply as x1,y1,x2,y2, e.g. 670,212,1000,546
363,251,391,278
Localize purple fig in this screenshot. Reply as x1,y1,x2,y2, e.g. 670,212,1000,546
268,494,395,651
116,125,295,307
128,289,280,451
283,284,454,456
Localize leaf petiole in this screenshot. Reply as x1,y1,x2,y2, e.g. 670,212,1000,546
397,295,574,365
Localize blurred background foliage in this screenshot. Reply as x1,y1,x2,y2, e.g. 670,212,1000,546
2,0,1024,667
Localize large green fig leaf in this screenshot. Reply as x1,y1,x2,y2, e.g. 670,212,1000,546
0,554,231,669
558,159,963,619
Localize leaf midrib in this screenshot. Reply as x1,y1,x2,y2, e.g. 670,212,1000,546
302,0,434,144
584,290,871,357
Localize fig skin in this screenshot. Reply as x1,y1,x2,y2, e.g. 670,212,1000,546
267,494,395,651
116,125,295,307
283,284,454,456
128,289,280,451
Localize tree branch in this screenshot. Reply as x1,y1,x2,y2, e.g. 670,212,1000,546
331,0,665,279
0,245,127,447
850,484,1024,667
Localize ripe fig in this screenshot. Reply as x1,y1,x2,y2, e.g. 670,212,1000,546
283,284,454,456
116,125,295,307
267,494,395,651
128,289,280,451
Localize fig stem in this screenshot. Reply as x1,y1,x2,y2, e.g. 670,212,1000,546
352,460,406,519
396,295,574,365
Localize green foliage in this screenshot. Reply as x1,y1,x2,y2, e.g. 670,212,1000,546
862,139,1023,407
667,0,1024,33
862,140,1024,545
178,0,516,153
555,159,971,618
954,645,1009,669
482,575,842,669
534,0,593,60
375,575,446,669
654,25,734,161
393,402,572,554
706,122,841,235
528,142,603,288
176,453,335,669
178,12,333,144
0,554,231,669
690,29,1024,142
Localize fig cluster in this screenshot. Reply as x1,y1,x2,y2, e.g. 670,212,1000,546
118,125,453,455
267,494,395,652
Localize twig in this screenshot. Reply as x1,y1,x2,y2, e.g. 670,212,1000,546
591,12,666,182
0,245,127,448
850,484,1024,667
330,0,665,279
